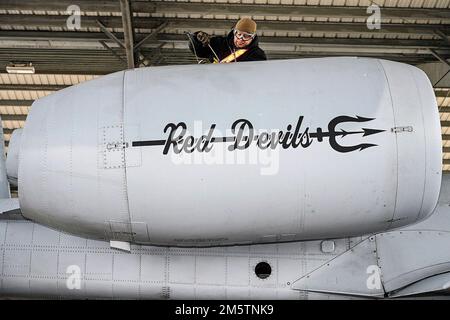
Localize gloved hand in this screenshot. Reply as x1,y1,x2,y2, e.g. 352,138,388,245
196,31,210,47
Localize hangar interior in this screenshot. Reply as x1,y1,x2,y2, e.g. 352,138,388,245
0,0,450,196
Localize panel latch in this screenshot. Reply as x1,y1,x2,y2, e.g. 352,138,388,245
391,126,413,133
106,142,129,150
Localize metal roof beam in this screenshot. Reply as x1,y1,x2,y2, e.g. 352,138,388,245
133,2,450,20
0,84,68,91
98,40,127,64
0,15,447,35
119,0,136,69
435,29,450,45
0,100,33,106
0,50,433,73
0,115,26,121
138,43,165,67
1,1,449,20
134,21,168,51
436,90,450,98
429,49,450,68
96,20,125,49
0,0,120,11
1,31,449,50
2,129,15,135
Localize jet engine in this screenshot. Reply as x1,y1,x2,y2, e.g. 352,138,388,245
13,57,442,246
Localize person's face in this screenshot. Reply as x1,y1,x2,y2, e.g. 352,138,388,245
233,30,255,48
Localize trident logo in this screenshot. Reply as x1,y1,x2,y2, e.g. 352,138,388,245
311,115,386,153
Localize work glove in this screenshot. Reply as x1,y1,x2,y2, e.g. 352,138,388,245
196,31,210,47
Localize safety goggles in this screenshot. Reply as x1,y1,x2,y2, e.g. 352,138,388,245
234,29,255,41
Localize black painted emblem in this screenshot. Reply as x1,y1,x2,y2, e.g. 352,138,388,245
132,115,385,154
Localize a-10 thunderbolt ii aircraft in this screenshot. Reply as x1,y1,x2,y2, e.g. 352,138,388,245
0,57,449,299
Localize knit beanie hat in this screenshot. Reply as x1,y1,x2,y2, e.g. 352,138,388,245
235,17,257,34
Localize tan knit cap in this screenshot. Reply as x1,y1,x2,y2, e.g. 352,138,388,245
235,17,257,34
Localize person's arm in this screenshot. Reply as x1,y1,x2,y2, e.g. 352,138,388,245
207,36,227,61
188,31,213,59
189,32,226,62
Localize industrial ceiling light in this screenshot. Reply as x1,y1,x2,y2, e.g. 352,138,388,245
6,62,35,74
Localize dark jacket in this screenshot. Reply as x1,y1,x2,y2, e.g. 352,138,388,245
189,30,267,63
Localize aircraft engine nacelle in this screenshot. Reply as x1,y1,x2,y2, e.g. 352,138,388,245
16,57,442,246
